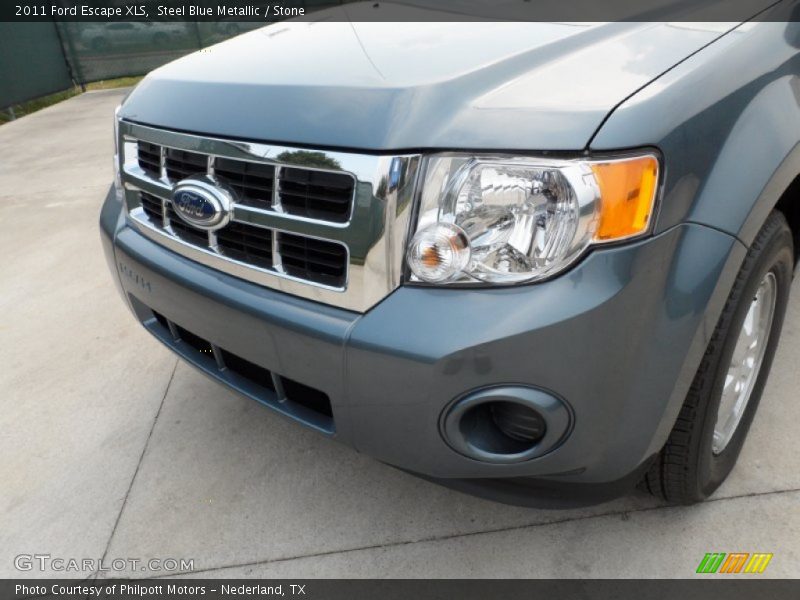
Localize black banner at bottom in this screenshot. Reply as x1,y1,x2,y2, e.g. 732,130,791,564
5,579,800,600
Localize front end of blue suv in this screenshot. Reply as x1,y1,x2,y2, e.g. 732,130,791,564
100,121,745,506
101,19,797,506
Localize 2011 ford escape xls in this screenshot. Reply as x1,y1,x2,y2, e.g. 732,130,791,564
100,11,800,507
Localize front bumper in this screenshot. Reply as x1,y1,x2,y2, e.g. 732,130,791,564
101,186,746,506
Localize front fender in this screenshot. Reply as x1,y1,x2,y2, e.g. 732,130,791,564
590,19,800,247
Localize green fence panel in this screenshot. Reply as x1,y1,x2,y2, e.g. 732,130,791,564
0,21,266,110
0,22,73,109
60,22,264,85
0,1,350,110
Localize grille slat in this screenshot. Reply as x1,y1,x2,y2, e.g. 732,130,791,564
166,148,207,182
280,247,346,264
136,141,162,178
231,182,273,193
215,158,275,211
278,167,354,222
279,249,345,270
217,226,273,244
279,233,347,286
280,167,354,190
280,186,352,204
216,222,273,269
139,192,163,224
166,204,209,247
277,235,348,257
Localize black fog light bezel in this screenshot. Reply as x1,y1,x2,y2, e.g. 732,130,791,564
440,385,573,464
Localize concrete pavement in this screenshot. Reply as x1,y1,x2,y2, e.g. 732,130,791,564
1,90,798,579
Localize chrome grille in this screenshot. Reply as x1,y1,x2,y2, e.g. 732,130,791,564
138,140,356,223
120,121,421,312
132,140,351,288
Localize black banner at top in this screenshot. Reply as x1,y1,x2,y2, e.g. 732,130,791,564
3,0,800,23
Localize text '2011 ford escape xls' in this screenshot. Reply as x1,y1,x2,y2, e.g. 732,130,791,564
101,11,800,506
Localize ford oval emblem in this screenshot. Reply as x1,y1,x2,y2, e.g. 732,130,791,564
170,176,234,231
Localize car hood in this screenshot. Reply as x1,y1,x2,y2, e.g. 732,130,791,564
121,14,740,151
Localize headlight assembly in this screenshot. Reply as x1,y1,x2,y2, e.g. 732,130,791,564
406,153,659,285
113,105,123,200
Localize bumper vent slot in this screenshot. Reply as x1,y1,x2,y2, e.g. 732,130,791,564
174,323,214,356
146,308,334,433
219,349,277,393
280,377,334,418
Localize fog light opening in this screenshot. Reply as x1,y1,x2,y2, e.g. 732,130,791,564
441,386,572,464
460,401,547,456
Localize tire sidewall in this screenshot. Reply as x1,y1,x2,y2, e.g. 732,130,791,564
694,226,793,498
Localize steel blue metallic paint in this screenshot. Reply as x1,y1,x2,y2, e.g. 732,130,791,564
120,22,737,151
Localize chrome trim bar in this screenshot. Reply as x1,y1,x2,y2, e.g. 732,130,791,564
118,121,421,312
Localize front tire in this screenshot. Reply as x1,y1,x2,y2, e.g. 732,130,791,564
643,211,794,504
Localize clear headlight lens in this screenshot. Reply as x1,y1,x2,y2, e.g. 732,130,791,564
407,154,659,285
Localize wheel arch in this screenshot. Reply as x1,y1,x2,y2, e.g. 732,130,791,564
774,171,800,265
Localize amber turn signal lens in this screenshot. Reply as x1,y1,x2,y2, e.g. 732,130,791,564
591,155,659,241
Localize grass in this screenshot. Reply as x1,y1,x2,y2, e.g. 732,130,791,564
85,76,144,91
1,76,143,125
